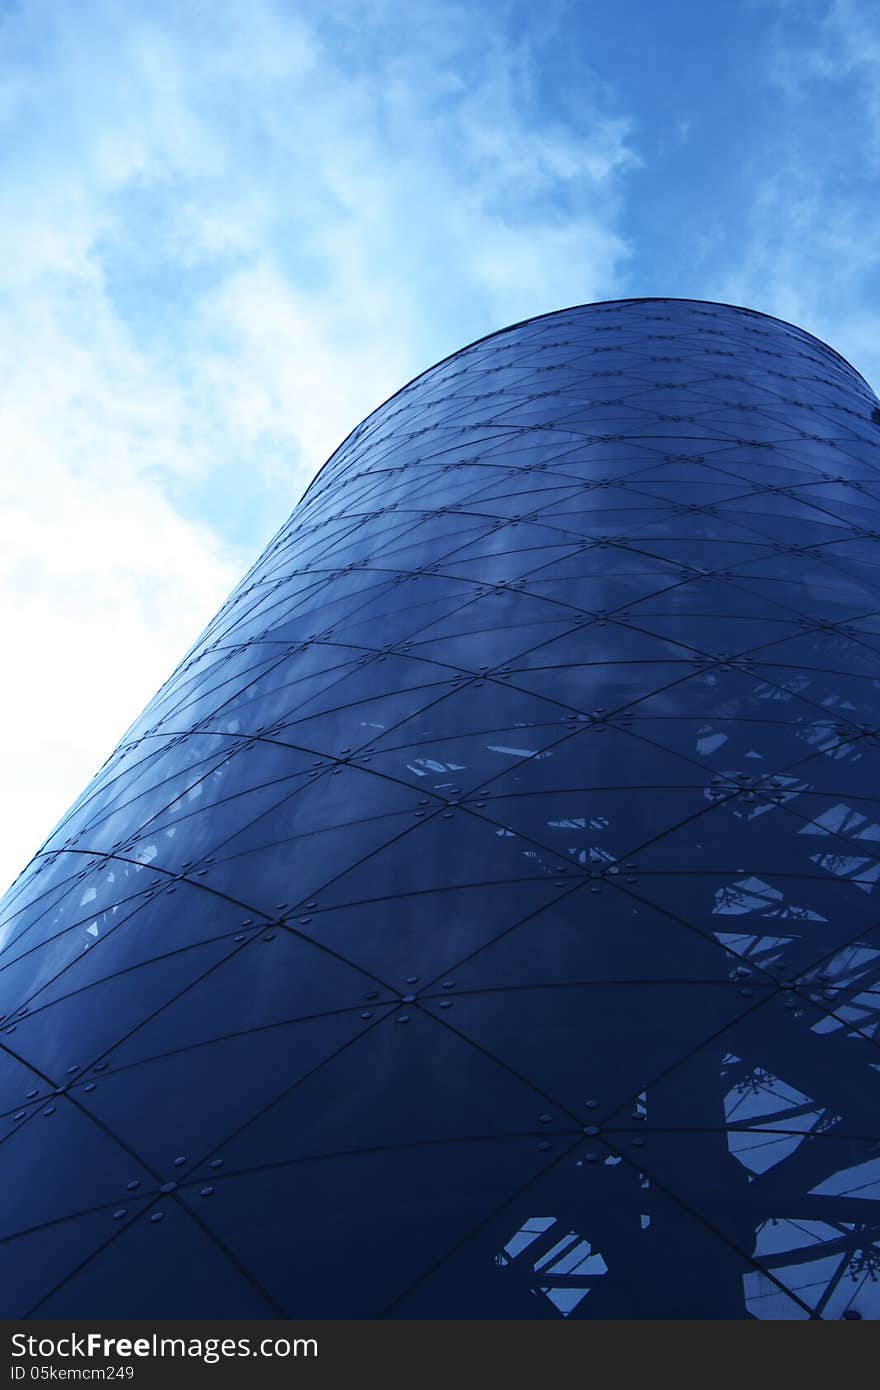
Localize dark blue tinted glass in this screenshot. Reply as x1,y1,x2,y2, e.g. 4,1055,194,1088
1,299,879,1318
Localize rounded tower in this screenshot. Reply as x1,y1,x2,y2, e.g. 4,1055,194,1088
2,299,880,1318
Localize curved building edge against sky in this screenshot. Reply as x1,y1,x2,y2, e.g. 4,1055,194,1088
1,299,879,1318
299,297,875,509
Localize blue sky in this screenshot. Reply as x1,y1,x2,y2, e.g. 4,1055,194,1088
1,0,879,888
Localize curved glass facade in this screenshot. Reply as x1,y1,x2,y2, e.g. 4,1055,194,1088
2,298,880,1319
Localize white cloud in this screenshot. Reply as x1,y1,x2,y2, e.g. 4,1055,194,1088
715,0,880,389
0,0,637,890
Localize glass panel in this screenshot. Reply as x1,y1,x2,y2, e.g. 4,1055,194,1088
79,1005,392,1168
7,936,238,1082
0,1096,154,1241
32,1201,276,1317
0,1202,153,1318
178,1139,554,1317
2,296,877,1318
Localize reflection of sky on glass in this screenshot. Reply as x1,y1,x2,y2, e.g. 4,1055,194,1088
2,0,879,888
3,294,880,1318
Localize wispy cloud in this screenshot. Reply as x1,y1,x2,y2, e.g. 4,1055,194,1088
0,0,637,887
717,0,880,384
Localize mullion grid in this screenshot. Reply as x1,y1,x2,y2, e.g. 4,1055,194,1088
3,299,880,1317
13,705,870,1309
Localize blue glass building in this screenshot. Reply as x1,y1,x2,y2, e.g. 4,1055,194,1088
2,298,880,1319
